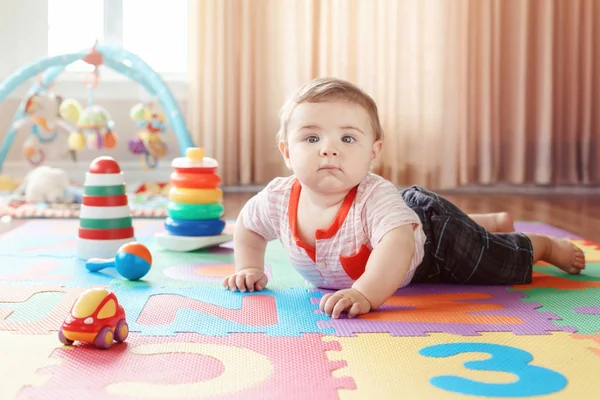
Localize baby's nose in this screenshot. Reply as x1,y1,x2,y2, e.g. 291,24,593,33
320,149,338,156
320,144,338,156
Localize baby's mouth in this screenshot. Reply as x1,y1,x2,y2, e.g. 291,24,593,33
319,165,341,171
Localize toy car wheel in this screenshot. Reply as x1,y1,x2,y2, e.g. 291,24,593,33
114,320,129,343
94,326,114,349
58,328,74,345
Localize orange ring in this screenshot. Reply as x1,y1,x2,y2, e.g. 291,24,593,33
169,172,221,189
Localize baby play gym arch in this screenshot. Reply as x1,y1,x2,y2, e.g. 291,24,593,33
0,43,194,172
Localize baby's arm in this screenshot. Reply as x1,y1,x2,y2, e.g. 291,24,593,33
223,213,269,292
223,182,282,292
352,224,415,309
320,224,415,318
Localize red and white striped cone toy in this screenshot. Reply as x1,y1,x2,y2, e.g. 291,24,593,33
77,156,135,260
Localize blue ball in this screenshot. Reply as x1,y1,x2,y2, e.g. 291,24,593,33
114,252,151,280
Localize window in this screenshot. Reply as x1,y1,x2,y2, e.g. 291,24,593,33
47,0,188,77
97,299,117,319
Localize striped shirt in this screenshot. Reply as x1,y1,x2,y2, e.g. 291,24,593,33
241,173,427,289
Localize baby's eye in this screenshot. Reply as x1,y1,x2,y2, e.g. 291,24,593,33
341,135,355,143
306,135,319,143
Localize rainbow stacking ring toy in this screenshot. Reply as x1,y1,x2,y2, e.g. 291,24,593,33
155,147,233,251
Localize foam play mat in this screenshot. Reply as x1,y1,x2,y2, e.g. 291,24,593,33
1,219,599,399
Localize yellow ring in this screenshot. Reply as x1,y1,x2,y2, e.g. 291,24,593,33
169,187,223,204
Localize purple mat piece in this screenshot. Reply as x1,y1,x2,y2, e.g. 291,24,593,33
573,306,600,315
514,222,582,239
314,284,576,336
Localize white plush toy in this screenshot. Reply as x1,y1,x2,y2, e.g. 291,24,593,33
23,166,72,203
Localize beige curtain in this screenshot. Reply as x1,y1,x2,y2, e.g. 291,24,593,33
187,0,600,189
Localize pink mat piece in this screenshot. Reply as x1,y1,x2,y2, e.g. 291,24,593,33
19,333,355,400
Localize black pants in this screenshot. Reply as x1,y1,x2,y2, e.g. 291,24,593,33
401,186,534,285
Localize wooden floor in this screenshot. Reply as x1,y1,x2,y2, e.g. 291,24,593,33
1,192,600,243
437,193,600,242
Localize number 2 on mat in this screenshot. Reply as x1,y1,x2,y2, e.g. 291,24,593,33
419,343,567,397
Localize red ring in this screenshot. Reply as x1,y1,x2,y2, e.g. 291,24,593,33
169,172,221,189
83,195,129,207
173,166,217,174
78,227,134,240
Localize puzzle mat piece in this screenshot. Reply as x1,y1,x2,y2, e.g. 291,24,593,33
157,240,308,290
572,333,600,358
0,285,87,334
108,246,236,290
0,257,72,282
0,256,122,287
315,284,573,336
514,221,583,239
0,332,62,400
326,331,600,399
511,264,600,290
114,285,332,337
0,219,158,257
0,235,78,258
0,219,82,238
573,307,600,315
520,288,600,334
0,234,156,258
20,333,354,400
0,219,164,238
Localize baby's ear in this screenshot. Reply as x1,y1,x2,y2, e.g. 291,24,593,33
278,140,292,169
371,139,383,160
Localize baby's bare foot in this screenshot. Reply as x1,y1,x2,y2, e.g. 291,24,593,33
495,212,515,232
543,236,586,274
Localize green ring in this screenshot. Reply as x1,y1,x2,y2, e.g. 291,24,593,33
79,217,132,229
167,201,224,220
84,185,126,196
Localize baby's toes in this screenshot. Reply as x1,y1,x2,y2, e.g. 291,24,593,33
573,256,586,269
563,265,581,274
574,247,586,268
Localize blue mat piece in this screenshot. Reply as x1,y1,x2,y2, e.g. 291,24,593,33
0,291,64,323
112,284,333,337
0,256,116,287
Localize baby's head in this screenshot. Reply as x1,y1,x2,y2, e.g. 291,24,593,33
278,77,383,194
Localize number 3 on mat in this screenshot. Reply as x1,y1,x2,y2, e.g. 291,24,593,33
419,343,567,397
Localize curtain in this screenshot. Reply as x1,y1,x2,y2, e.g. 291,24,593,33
187,0,600,189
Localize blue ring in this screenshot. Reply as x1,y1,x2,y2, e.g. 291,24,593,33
164,217,225,237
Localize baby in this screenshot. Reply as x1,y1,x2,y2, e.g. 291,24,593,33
223,77,586,319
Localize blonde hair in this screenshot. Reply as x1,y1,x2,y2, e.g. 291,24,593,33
277,77,384,143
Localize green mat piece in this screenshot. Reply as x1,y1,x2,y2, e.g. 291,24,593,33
533,263,600,282
263,241,313,290
113,240,309,291
0,292,64,323
520,287,600,334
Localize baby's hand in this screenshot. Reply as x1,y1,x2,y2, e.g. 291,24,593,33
320,288,372,319
223,268,268,292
